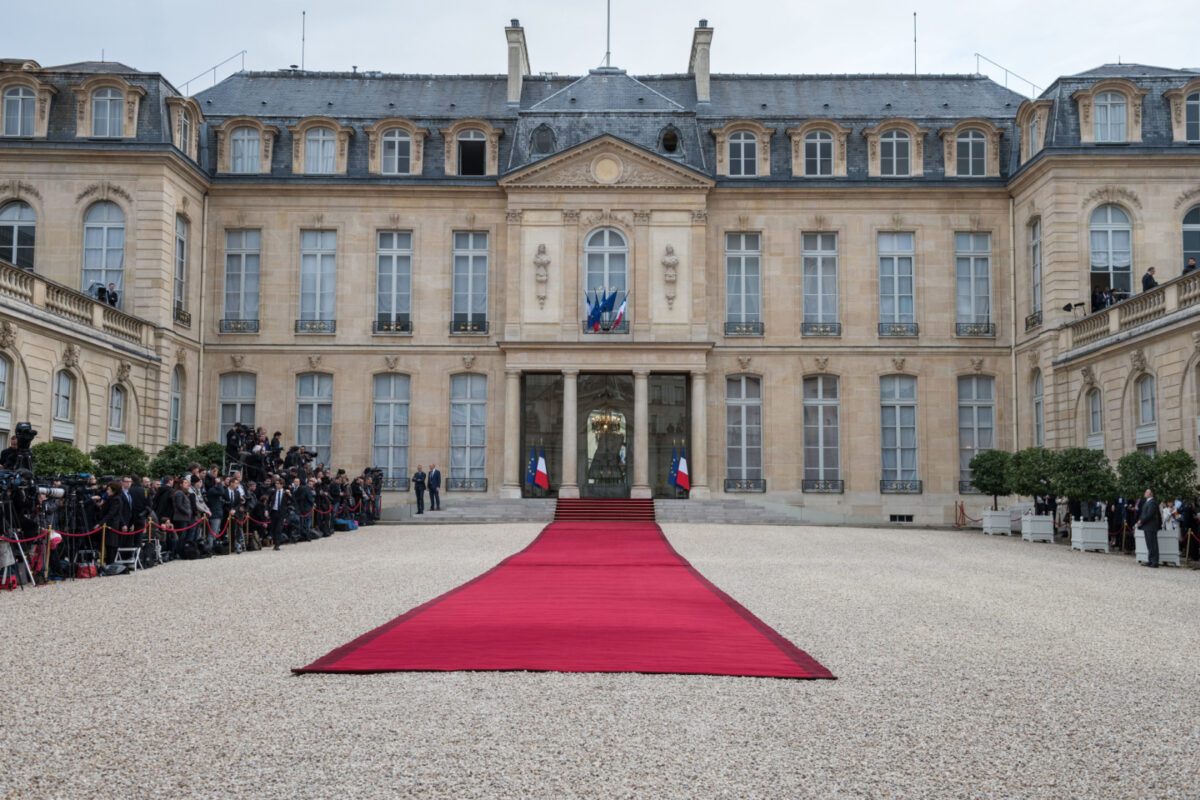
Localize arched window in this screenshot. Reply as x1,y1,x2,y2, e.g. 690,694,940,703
219,372,256,438
728,131,757,177
1089,205,1132,298
956,129,986,176
3,86,35,137
1184,206,1200,268
0,200,35,269
726,375,762,483
804,130,833,176
958,375,995,487
449,374,487,487
1094,92,1127,142
304,127,336,173
802,375,839,485
1135,374,1156,453
584,228,628,328
1087,388,1104,449
381,128,411,174
1030,218,1042,318
660,127,680,155
1032,370,1044,446
108,385,124,432
82,202,125,302
230,127,260,173
529,125,555,157
296,373,333,465
92,88,124,137
169,367,183,444
880,130,910,177
457,129,486,176
373,373,410,487
53,371,74,422
1188,92,1199,143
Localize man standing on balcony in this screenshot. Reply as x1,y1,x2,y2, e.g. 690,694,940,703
1185,257,1197,275
1141,267,1158,292
105,282,120,307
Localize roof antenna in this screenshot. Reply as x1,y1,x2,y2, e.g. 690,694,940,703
301,10,306,71
913,12,917,74
605,0,612,68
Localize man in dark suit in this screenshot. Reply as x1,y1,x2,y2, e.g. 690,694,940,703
293,478,316,540
267,479,292,550
427,463,442,510
1137,487,1161,568
1141,267,1158,292
412,465,427,515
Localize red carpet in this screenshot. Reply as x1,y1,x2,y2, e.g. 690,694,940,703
295,519,833,679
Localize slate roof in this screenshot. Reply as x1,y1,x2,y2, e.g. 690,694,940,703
530,68,685,112
43,60,146,74
1069,63,1199,79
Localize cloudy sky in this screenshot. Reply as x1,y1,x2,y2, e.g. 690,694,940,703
5,0,1197,97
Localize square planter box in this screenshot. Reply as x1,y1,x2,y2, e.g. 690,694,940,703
1070,520,1109,553
1134,526,1182,567
982,509,1010,535
1021,514,1054,543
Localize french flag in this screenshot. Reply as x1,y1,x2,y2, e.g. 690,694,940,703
535,445,550,489
675,446,690,491
612,294,628,328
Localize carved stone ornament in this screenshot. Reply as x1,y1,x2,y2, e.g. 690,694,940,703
465,212,476,228
2,180,40,201
1130,348,1147,374
891,214,905,230
389,212,401,228
116,361,131,383
585,209,628,229
234,211,247,228
737,356,752,371
814,356,829,373
75,181,132,204
1080,365,1096,386
533,244,551,309
462,354,476,370
1082,184,1142,211
0,319,16,349
230,354,245,369
506,209,523,224
691,209,708,224
737,214,750,230
891,356,906,372
1193,331,1200,351
971,357,985,374
1027,348,1040,370
312,213,324,227
385,355,399,371
308,354,322,370
812,214,829,231
63,344,81,368
561,209,581,224
661,245,679,309
633,209,651,224
969,214,982,231
1176,185,1200,210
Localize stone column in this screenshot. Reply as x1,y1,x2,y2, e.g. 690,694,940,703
559,369,580,498
632,369,651,498
689,370,711,498
501,368,522,498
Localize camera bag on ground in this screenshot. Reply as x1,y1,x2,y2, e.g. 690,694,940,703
74,549,98,579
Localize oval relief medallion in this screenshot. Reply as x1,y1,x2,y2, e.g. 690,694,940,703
591,155,622,184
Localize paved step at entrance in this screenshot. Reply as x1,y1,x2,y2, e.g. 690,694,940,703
654,499,800,526
554,498,656,521
385,498,557,524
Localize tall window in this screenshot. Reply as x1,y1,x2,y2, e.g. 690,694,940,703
304,127,336,173
804,130,832,176
0,201,35,269
108,385,125,432
878,232,915,328
1094,91,1127,142
1087,388,1103,449
728,131,757,177
880,375,918,483
174,216,188,312
1030,218,1042,316
1184,206,1200,267
724,232,761,329
0,355,9,412
880,130,910,177
230,127,260,173
584,227,627,301
300,230,337,323
1089,205,1132,297
92,88,124,137
1135,374,1156,453
725,375,762,482
53,371,74,422
457,129,486,175
803,375,839,483
169,366,183,444
224,230,260,322
1028,113,1040,156
219,373,256,439
3,86,34,137
955,232,992,328
82,202,124,300
179,111,192,154
957,129,986,176
1188,92,1199,143
452,231,488,332
296,373,333,465
376,231,412,332
373,373,410,486
1032,370,1044,446
957,376,994,485
449,374,487,486
381,129,411,174
802,232,838,327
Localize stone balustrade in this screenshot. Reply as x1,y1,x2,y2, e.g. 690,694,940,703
0,258,153,347
1067,271,1200,350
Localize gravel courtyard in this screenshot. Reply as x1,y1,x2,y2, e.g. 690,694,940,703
3,523,1197,799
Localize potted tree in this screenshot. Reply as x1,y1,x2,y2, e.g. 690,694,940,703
1055,447,1116,553
1117,450,1157,553
969,449,1013,534
1008,447,1057,543
1141,449,1196,567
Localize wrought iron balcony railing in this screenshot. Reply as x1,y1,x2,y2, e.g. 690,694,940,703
295,319,336,334
955,321,996,337
724,320,765,336
880,479,923,494
878,322,919,337
220,318,259,333
447,478,487,491
582,318,630,334
380,476,411,491
724,478,766,493
1024,310,1042,331
173,306,192,327
450,318,489,335
802,478,844,493
373,318,413,334
801,321,842,336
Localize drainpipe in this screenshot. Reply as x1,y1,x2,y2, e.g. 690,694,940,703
195,190,208,443
1009,193,1018,450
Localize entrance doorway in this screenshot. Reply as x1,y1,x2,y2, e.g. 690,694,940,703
578,374,633,498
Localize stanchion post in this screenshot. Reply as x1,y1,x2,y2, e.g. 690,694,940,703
43,527,50,582
100,523,107,565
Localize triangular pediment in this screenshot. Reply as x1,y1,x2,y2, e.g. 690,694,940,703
499,135,714,191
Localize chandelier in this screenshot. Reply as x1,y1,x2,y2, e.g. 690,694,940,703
589,409,622,434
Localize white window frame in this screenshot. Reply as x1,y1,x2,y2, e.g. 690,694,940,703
3,86,35,137
804,130,833,176
1089,205,1132,297
174,216,188,312
1087,388,1104,451
179,111,191,154
1137,375,1156,426
381,128,411,174
223,229,261,321
1094,91,1127,142
1032,370,1044,447
1188,92,1200,143
373,373,410,485
449,373,487,484
724,232,761,325
956,129,986,176
881,375,918,482
802,232,838,325
725,375,763,481
1030,218,1042,315
299,230,337,322
82,201,124,302
53,371,73,421
169,367,183,444
803,375,839,482
92,88,123,137
0,355,9,411
728,131,758,177
958,375,995,485
219,372,257,439
108,385,125,432
880,130,910,177
1028,113,1040,156
376,230,413,330
230,127,260,173
452,231,488,330
0,200,35,269
304,127,336,174
296,373,333,465
456,129,487,176
955,232,992,324
878,232,915,324
1183,206,1200,267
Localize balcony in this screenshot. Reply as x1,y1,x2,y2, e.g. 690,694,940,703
802,478,844,493
0,258,152,347
220,318,260,333
955,321,995,337
173,305,191,327
1024,310,1042,331
380,476,411,491
724,478,766,492
801,321,841,337
450,318,489,335
878,322,919,337
1065,271,1200,353
447,477,487,491
295,319,336,334
373,317,412,335
880,479,922,494
724,320,764,336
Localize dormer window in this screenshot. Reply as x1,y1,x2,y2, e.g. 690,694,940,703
661,128,679,154
93,88,124,137
214,116,279,174
458,129,487,175
231,127,260,173
805,130,833,176
382,129,411,174
180,111,191,153
305,127,336,173
1188,92,1199,142
728,131,757,177
2,87,34,137
367,118,429,176
956,130,986,176
530,125,555,157
880,130,909,177
1028,114,1040,156
1094,91,1126,142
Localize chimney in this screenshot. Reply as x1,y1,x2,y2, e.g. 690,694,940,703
505,19,531,105
688,19,713,104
